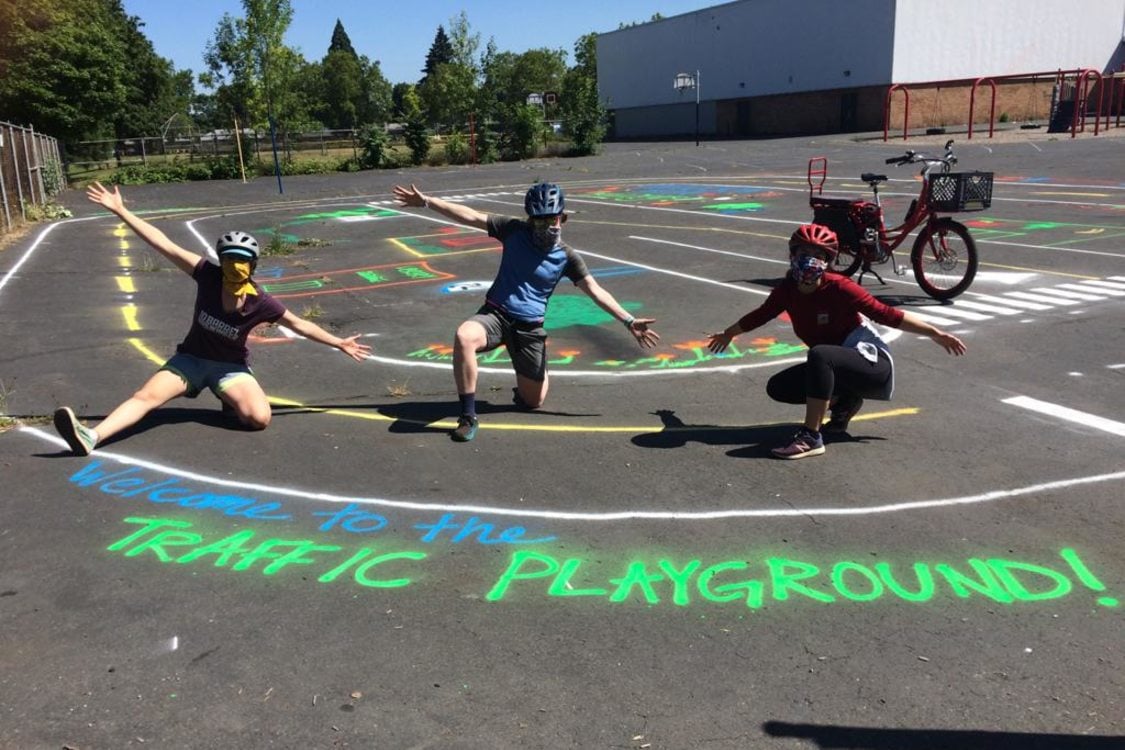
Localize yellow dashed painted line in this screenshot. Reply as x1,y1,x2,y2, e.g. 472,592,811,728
120,304,141,331
117,257,131,268
116,276,136,293
128,338,165,365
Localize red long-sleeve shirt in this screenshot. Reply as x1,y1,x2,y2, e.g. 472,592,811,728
736,273,904,347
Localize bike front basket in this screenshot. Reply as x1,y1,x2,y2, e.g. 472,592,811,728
927,171,994,212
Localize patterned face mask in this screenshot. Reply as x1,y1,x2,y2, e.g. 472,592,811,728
530,219,562,250
790,253,828,285
221,259,258,297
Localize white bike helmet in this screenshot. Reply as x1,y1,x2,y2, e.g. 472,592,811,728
216,231,260,260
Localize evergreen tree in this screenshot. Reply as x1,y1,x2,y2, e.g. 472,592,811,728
328,18,356,58
421,25,453,84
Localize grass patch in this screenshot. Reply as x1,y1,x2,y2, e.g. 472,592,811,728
386,380,412,398
262,230,297,257
300,302,324,320
296,237,331,248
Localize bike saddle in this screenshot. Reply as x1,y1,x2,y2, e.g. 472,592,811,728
861,172,888,184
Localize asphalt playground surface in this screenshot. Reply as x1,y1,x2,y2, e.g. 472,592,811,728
1,131,1123,749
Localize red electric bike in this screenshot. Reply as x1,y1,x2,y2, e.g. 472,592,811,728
807,140,993,301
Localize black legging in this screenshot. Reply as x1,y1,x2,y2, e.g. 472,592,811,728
767,345,892,404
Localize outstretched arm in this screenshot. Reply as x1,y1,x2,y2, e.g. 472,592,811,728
279,310,372,362
898,312,967,355
575,276,660,348
86,182,201,275
393,183,488,230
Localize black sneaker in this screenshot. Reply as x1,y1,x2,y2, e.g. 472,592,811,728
823,395,864,434
451,414,479,442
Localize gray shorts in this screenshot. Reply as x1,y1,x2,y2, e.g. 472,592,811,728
469,306,548,381
161,352,257,398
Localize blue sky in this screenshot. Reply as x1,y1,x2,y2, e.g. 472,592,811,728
120,0,717,86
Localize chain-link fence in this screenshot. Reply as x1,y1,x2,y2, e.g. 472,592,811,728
67,128,368,172
1,121,64,235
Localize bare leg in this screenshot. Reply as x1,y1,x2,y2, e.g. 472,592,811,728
93,370,189,443
515,373,549,409
218,376,272,430
453,320,488,395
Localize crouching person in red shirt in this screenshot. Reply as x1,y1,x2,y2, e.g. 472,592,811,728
708,223,966,460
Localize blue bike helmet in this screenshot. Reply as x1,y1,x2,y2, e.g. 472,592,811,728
524,183,565,217
216,230,260,260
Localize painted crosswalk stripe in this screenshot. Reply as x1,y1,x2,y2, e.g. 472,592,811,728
903,310,962,326
1082,280,1125,292
967,293,1052,310
1004,290,1081,306
1003,396,1125,437
1111,277,1125,282
1030,286,1106,302
921,306,992,321
1059,283,1125,297
952,299,1021,315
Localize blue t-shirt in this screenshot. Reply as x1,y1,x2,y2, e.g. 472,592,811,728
484,215,589,323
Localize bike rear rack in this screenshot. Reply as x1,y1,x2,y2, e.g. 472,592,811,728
808,157,828,198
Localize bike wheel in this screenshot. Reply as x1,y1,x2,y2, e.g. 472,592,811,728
911,218,978,300
833,241,863,277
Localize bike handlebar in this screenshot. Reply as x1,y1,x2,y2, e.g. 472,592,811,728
886,143,957,170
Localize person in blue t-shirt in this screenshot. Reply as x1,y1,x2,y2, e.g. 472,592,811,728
393,182,660,442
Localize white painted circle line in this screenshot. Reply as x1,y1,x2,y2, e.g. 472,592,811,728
20,426,1125,522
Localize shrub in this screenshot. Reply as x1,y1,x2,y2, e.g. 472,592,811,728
444,132,470,165
359,125,388,169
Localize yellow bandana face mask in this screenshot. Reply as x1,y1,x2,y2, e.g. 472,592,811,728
221,260,258,297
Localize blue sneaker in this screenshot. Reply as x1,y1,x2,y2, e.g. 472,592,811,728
53,407,97,456
771,427,825,460
451,414,478,442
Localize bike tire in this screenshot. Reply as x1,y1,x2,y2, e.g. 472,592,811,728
833,242,863,277
911,218,978,300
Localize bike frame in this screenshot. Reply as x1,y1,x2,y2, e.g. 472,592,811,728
859,160,947,275
807,146,953,276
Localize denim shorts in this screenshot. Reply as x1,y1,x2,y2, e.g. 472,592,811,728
161,352,257,398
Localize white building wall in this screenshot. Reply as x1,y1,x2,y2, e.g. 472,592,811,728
597,0,896,109
891,0,1125,81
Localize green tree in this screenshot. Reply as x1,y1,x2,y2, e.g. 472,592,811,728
504,103,545,160
357,57,393,126
401,86,430,164
391,82,411,120
560,33,606,155
478,47,565,156
202,0,304,132
418,62,476,131
320,49,362,128
446,11,480,73
420,25,453,84
0,0,124,143
328,18,356,57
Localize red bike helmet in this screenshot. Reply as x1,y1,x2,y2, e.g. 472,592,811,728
789,223,839,260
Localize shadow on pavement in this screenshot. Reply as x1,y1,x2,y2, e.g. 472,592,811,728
633,409,885,458
763,720,1124,749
